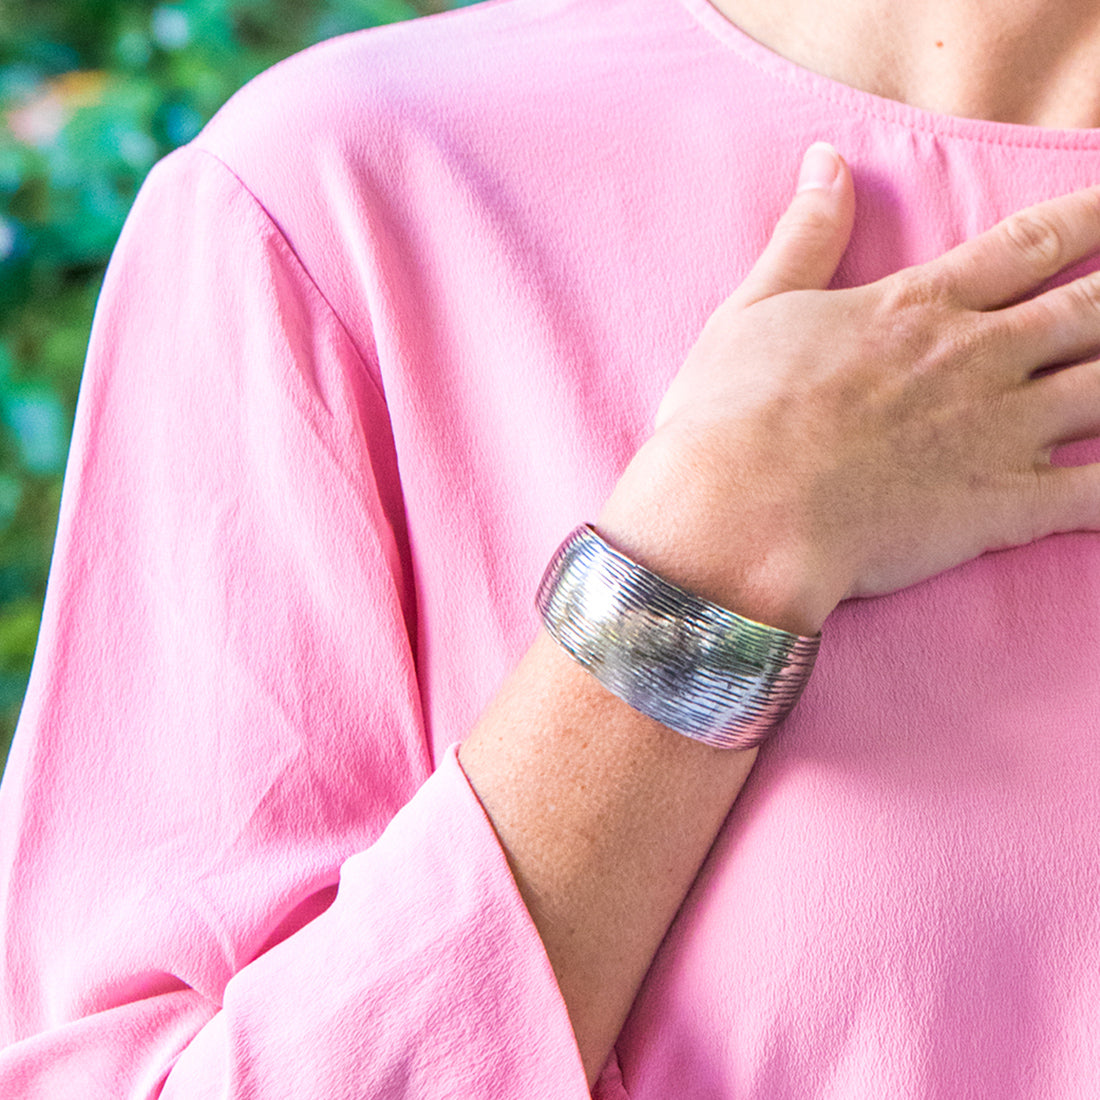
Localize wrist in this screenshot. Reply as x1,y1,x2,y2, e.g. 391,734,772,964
597,427,844,636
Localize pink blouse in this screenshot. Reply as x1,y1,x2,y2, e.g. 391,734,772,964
3,0,1100,1095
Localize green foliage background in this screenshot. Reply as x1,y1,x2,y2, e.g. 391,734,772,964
0,0,462,774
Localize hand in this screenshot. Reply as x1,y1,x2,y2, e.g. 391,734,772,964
599,142,1100,634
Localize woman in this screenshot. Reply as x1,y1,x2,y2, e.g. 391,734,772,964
2,0,1100,1094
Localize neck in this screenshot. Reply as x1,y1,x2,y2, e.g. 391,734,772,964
713,0,1100,128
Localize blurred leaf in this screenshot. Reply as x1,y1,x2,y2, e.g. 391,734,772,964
3,387,67,474
0,598,41,668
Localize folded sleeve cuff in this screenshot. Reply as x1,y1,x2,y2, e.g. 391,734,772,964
165,744,590,1098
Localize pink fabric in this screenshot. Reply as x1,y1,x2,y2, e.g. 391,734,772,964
3,0,1100,1094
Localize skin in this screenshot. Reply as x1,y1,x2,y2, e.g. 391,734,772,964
715,0,1100,128
460,2,1100,1085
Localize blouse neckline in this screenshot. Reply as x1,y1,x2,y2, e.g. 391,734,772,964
675,0,1100,151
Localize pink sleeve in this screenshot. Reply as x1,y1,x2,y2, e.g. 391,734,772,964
0,146,588,1098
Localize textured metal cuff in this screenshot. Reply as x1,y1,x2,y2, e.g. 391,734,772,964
535,525,820,750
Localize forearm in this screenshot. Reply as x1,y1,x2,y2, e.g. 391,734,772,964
460,631,761,1084
459,449,832,1084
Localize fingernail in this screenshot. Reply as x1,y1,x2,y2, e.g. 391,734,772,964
797,142,840,193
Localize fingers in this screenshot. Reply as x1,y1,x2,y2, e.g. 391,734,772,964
729,142,856,309
995,269,1100,374
935,185,1100,312
1029,360,1100,446
1034,461,1100,538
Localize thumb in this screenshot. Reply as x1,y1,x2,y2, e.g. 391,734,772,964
730,142,856,309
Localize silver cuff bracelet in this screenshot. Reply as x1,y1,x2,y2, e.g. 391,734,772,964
535,525,820,751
